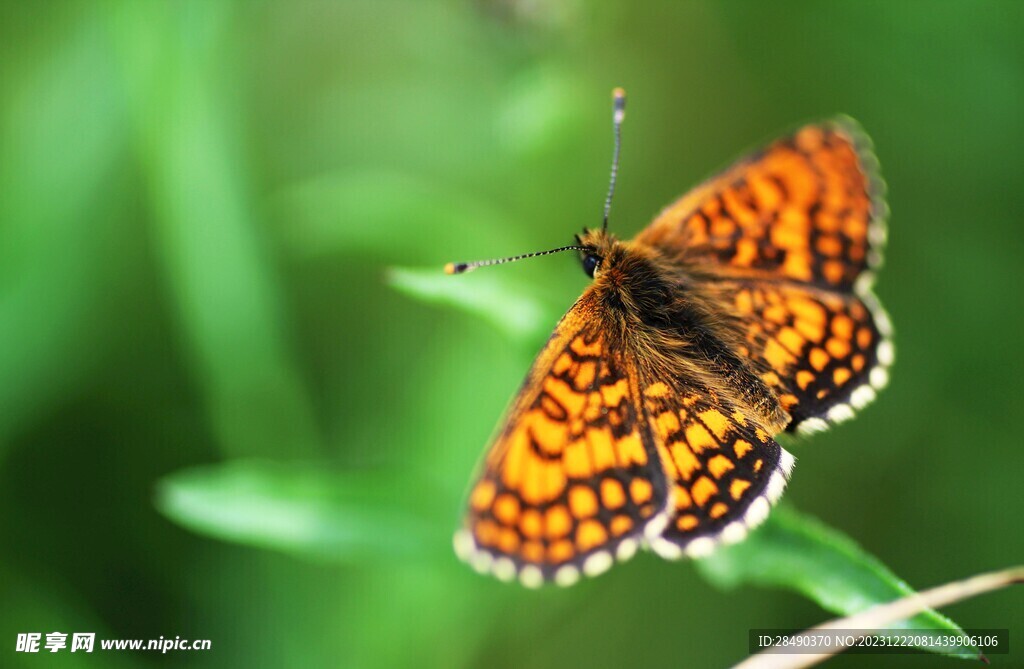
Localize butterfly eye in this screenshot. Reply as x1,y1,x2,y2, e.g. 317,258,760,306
582,254,601,278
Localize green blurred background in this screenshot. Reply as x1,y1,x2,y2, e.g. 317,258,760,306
1,1,1022,667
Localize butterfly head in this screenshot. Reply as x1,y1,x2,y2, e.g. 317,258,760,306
576,228,621,279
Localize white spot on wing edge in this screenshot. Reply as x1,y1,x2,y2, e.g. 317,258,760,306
827,403,855,424
853,271,877,296
649,535,683,560
684,537,716,558
616,537,638,561
582,551,614,577
642,509,670,541
872,306,894,339
857,273,895,384
647,446,794,561
518,565,543,589
790,267,894,435
453,516,655,587
720,521,748,545
743,496,771,527
850,385,876,410
765,469,787,504
470,552,492,575
451,465,691,586
870,366,889,390
796,416,829,435
877,340,895,366
554,565,579,587
453,528,474,561
492,557,516,582
778,447,796,477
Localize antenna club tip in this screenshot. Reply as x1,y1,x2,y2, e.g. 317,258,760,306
444,262,470,275
612,87,626,121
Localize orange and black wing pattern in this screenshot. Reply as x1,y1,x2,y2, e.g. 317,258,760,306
709,279,894,434
638,118,886,291
640,377,794,559
454,292,670,587
639,118,892,433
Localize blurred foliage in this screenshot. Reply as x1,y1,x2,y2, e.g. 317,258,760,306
387,266,555,341
156,460,449,564
1,1,1022,668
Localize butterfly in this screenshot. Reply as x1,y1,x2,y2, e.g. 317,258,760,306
448,89,892,587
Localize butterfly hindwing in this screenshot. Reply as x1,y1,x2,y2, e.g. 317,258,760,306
640,378,795,558
638,118,886,291
708,279,894,434
454,291,670,587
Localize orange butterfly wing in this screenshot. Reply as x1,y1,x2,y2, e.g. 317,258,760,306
638,118,886,291
708,279,894,433
640,377,795,559
454,290,670,587
639,118,892,432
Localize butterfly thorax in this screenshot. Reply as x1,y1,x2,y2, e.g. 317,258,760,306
577,228,789,433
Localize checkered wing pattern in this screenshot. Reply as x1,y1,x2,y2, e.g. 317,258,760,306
638,119,886,291
454,291,670,587
640,379,794,559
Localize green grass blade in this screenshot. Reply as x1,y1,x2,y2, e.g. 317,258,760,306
107,1,320,458
156,460,447,563
0,15,122,453
696,505,980,660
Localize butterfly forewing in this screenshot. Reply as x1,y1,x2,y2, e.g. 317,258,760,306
638,119,892,433
639,118,886,291
455,291,670,587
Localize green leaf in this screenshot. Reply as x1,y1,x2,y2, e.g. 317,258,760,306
387,265,559,342
156,460,448,563
696,505,980,660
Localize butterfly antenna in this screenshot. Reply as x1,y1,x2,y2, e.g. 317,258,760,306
602,87,627,232
445,245,586,275
444,90,624,275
